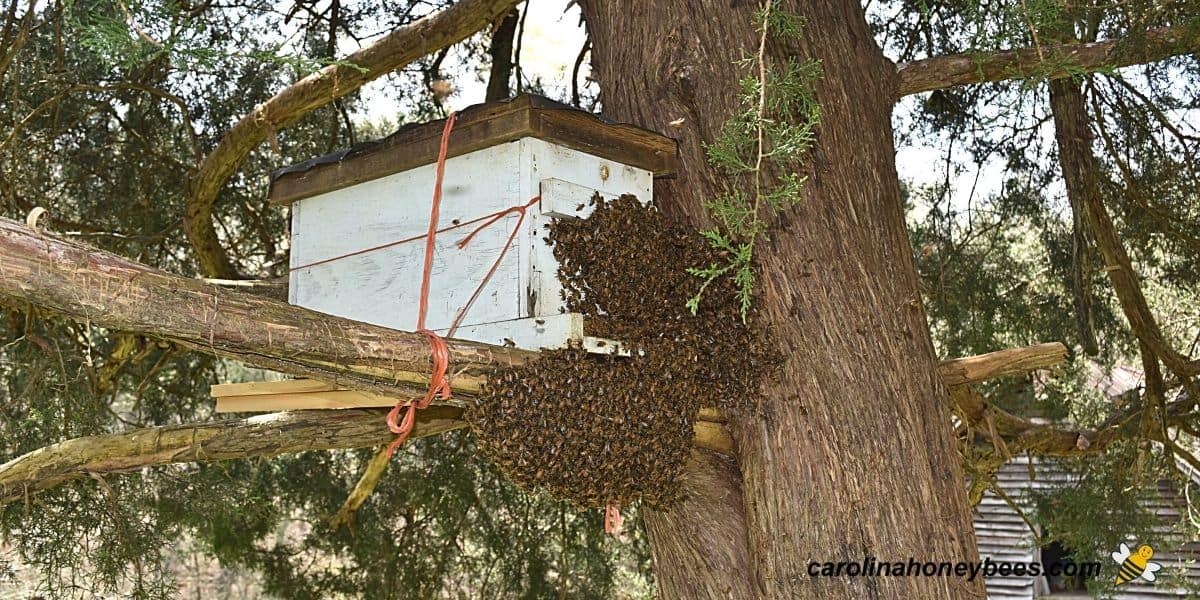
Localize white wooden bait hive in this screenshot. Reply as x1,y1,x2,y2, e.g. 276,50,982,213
274,95,677,352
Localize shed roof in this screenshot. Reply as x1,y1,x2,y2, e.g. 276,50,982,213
268,94,679,205
976,456,1200,599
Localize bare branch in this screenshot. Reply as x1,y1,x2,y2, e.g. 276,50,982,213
938,342,1068,386
895,25,1200,98
0,407,467,505
0,0,35,83
484,9,519,102
0,406,735,506
1048,73,1200,390
329,445,392,530
1,213,1084,405
184,0,523,278
0,217,533,400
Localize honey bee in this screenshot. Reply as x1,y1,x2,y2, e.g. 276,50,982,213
468,191,775,511
1112,543,1162,586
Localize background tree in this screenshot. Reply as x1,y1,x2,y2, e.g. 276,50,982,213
0,0,1197,598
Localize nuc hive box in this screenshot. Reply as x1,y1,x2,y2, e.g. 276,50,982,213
270,95,677,352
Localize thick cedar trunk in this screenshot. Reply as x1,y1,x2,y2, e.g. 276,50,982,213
581,1,982,597
643,452,754,599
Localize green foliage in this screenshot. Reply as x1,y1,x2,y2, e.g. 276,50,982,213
69,0,367,76
883,0,1200,594
687,2,822,321
0,0,1198,596
0,0,651,597
1025,445,1200,598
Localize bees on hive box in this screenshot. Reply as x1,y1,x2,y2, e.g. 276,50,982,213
466,194,779,509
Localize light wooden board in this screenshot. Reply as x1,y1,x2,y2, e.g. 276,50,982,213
215,389,396,412
519,139,651,319
434,313,582,350
211,379,337,397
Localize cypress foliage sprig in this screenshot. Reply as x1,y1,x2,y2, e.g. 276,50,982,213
687,1,822,321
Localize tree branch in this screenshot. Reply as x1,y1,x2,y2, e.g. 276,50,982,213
184,0,522,278
0,407,736,507
895,25,1200,98
952,384,1197,459
0,217,533,401
1047,70,1200,390
484,9,519,102
0,407,467,505
2,215,1080,402
937,342,1067,386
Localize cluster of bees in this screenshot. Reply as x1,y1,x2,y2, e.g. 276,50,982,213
467,195,776,509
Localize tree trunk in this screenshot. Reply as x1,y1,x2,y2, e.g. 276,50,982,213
643,451,754,599
581,1,983,597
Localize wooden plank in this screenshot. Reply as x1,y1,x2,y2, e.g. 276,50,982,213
211,379,337,397
530,164,651,321
693,421,732,454
214,390,396,412
535,107,676,176
581,336,632,356
268,95,678,205
434,314,583,351
213,378,731,423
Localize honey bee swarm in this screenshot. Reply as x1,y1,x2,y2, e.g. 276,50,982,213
467,194,777,509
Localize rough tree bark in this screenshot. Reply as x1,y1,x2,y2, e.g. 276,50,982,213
581,1,982,598
0,407,466,504
0,217,531,399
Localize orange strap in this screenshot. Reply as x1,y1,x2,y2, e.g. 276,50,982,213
384,112,459,458
381,112,539,458
362,116,623,538
448,195,540,332
416,113,457,331
604,503,622,535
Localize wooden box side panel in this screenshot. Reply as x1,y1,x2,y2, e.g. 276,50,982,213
289,142,525,332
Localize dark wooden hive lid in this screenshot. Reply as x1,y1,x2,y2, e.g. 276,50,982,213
268,94,679,205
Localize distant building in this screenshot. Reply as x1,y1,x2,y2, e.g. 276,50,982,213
975,456,1200,598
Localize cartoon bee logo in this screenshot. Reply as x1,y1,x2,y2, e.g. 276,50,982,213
1111,543,1162,586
